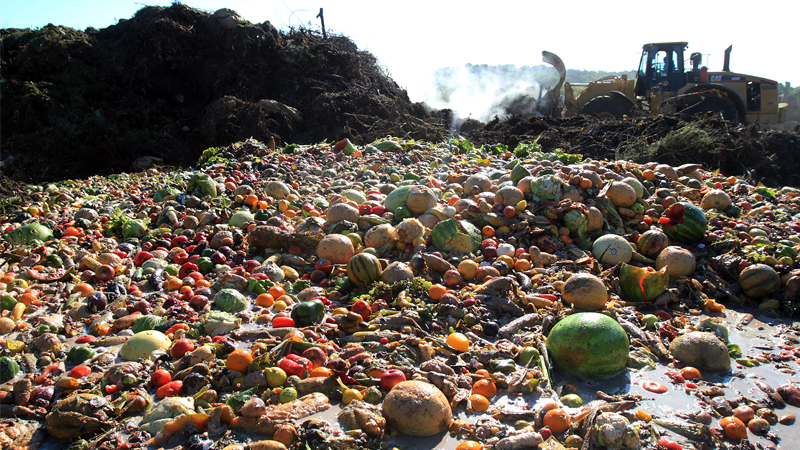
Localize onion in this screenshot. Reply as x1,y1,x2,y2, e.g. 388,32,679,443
31,385,55,407
496,243,515,258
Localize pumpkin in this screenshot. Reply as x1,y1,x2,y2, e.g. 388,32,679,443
317,234,354,265
661,202,707,244
604,181,637,208
326,203,360,224
700,189,732,211
561,273,608,311
739,264,781,298
636,229,670,259
347,253,383,285
655,246,696,278
405,186,438,214
494,186,525,207
383,381,452,436
0,356,20,383
364,224,398,249
381,261,414,284
592,234,633,265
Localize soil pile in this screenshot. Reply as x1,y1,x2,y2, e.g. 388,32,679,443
1,3,799,192
1,4,451,183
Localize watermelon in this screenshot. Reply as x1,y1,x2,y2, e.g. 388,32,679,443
660,202,707,244
547,312,629,378
347,253,383,285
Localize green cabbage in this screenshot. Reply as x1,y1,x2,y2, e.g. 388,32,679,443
563,209,589,250
213,289,248,313
188,173,218,197
123,218,149,239
530,175,567,201
132,315,164,333
203,311,241,336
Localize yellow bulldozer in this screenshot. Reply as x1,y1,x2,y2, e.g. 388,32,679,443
542,42,789,128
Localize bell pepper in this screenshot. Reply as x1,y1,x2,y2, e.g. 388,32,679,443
290,298,325,326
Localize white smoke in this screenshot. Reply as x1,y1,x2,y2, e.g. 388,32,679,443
416,63,549,123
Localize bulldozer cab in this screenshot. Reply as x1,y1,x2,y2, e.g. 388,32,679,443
635,42,688,96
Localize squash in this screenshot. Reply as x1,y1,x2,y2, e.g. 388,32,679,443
0,356,20,383
405,186,438,215
317,234,354,265
561,273,608,311
383,381,452,436
636,229,670,259
660,202,707,244
739,264,781,298
383,185,413,213
586,206,604,232
381,261,414,284
363,224,398,249
700,189,732,211
494,186,525,207
463,174,492,193
655,246,696,278
592,234,633,265
604,181,637,208
325,203,359,224
347,253,383,285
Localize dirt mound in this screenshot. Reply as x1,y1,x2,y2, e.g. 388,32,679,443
2,3,798,190
461,114,800,188
0,4,449,184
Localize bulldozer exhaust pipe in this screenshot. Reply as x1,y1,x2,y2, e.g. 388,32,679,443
723,45,732,72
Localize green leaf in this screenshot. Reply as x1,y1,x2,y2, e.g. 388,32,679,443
727,343,742,358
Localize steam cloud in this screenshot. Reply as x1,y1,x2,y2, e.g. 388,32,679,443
421,63,553,123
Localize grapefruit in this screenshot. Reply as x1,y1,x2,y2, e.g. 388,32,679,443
546,312,629,378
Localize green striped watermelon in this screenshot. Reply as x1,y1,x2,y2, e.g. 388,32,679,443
661,202,707,244
347,252,383,285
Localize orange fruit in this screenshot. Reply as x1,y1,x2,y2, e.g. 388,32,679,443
72,283,94,296
543,408,571,434
446,332,470,352
455,440,483,450
273,424,297,446
481,225,495,237
472,379,497,398
256,293,275,307
268,285,286,299
428,284,447,300
642,169,656,181
17,292,38,306
680,366,702,381
720,416,747,440
513,259,532,272
226,349,254,373
468,394,490,412
309,367,333,378
732,405,755,423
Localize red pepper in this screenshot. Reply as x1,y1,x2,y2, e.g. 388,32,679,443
178,262,199,279
539,294,558,302
272,317,295,328
156,380,183,398
279,357,306,378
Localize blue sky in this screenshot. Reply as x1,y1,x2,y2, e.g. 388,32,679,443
4,0,799,115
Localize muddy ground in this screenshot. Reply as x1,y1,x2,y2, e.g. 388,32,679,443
2,3,799,198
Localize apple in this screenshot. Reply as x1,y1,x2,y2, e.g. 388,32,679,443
380,369,406,391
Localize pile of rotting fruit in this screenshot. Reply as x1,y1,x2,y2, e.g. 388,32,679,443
1,136,800,450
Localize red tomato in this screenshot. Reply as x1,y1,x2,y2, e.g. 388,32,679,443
370,205,387,216
272,317,296,328
156,380,182,397
75,335,96,344
170,339,196,358
151,369,172,388
380,369,406,391
68,365,92,378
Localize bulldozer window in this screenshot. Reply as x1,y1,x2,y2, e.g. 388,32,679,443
651,50,669,78
747,82,761,111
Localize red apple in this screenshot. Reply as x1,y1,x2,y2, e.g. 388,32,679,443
380,369,406,391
